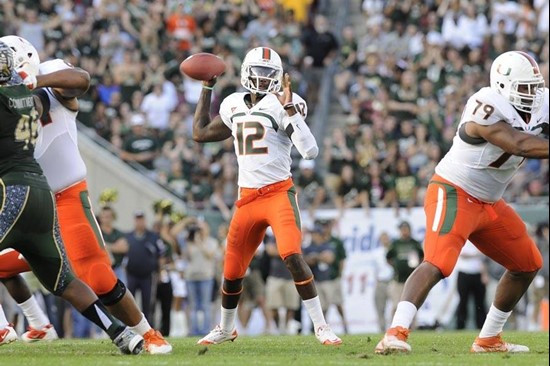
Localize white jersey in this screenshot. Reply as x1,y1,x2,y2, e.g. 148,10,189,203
436,87,549,202
34,59,87,192
219,92,309,188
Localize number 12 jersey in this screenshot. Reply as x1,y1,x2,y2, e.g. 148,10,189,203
219,92,309,188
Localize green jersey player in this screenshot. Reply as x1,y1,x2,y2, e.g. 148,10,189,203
0,41,142,354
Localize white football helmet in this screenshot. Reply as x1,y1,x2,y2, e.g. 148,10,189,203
241,47,283,94
490,51,545,114
0,35,40,76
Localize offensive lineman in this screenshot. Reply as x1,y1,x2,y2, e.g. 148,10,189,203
376,51,548,353
0,36,171,353
0,41,143,354
192,47,341,345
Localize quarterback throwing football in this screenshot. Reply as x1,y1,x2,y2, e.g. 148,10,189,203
192,47,341,345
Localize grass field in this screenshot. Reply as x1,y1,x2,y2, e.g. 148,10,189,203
0,331,547,366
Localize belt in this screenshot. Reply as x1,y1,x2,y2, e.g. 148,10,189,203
235,178,293,208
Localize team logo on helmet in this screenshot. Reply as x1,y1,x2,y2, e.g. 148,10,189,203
496,64,511,76
0,41,14,83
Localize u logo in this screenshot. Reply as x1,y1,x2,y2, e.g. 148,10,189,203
497,64,511,76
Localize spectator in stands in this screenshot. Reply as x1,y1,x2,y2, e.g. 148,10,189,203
242,12,275,44
301,14,338,104
152,213,175,336
265,235,300,335
317,218,348,333
182,218,218,336
126,211,164,324
374,232,394,332
388,70,418,121
211,162,238,222
295,159,326,219
323,128,354,196
165,2,196,52
454,242,488,330
99,206,129,285
386,221,423,317
304,225,335,319
238,247,270,335
120,113,159,175
390,157,419,214
141,80,178,131
335,164,369,218
363,161,394,209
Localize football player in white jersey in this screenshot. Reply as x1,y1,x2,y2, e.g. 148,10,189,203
192,47,342,345
376,51,548,354
0,36,171,354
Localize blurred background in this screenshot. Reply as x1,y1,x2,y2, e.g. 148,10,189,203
0,0,548,338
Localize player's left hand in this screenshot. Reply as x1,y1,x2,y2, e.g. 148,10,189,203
275,73,292,106
17,62,38,90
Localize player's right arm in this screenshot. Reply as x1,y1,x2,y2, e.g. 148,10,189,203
460,89,549,159
192,79,232,143
466,121,549,159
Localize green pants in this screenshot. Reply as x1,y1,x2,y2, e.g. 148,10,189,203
0,172,74,295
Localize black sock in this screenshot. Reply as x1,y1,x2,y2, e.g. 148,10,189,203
81,300,125,340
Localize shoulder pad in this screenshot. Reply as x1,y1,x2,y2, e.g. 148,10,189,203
461,87,514,126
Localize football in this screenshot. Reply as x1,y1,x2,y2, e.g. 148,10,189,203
180,53,226,81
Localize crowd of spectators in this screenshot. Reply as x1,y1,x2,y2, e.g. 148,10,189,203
2,0,547,221
316,0,550,218
1,0,335,221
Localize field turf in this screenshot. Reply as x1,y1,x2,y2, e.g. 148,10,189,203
0,331,548,366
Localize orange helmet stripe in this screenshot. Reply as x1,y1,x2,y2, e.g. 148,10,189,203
515,51,540,74
262,47,271,60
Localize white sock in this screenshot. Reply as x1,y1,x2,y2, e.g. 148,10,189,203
129,313,152,336
479,303,512,338
0,305,9,328
303,296,327,330
220,307,237,333
390,301,418,329
18,296,50,329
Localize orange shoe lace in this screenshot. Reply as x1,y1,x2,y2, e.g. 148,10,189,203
387,326,410,342
144,329,168,346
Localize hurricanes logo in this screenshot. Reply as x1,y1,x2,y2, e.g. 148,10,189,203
497,64,511,76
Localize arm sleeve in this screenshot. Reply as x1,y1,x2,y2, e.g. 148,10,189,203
281,93,317,159
283,113,319,159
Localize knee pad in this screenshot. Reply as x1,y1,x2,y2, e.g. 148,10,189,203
84,261,118,295
98,279,127,306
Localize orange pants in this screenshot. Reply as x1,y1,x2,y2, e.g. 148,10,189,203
424,174,542,277
0,180,117,295
224,178,302,280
